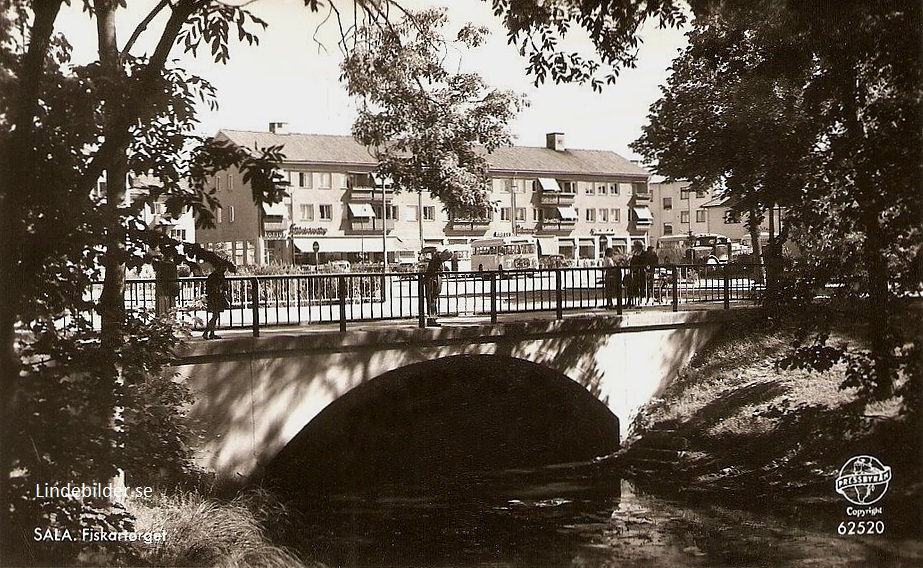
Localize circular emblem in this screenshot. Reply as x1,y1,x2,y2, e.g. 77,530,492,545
835,455,891,505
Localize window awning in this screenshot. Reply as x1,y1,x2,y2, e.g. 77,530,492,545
535,237,558,256
556,206,578,221
262,202,287,216
537,177,561,192
347,203,376,218
633,206,653,225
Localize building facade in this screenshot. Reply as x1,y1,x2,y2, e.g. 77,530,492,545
649,180,777,246
195,127,653,266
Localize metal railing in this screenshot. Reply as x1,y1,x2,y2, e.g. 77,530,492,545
91,263,764,336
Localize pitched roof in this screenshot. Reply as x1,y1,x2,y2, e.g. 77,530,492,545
216,129,648,179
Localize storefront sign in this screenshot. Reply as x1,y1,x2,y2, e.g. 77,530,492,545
291,226,328,236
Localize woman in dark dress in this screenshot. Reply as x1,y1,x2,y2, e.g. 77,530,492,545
203,264,230,339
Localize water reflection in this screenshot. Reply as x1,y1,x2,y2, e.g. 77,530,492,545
285,461,921,567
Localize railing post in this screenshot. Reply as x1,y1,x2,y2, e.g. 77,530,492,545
250,277,260,338
490,271,498,324
338,275,347,332
417,274,426,329
672,265,679,312
615,266,623,316
723,263,730,309
554,269,563,320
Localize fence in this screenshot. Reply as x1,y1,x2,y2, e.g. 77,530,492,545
96,263,764,336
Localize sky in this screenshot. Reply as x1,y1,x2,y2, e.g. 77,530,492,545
53,0,689,162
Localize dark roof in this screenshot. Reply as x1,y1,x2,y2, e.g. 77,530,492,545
217,129,648,179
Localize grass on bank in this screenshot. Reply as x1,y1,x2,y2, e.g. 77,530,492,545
627,310,921,522
125,489,308,567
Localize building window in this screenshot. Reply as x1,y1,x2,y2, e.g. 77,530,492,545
724,210,740,224
585,183,595,195
599,208,609,222
612,208,620,222
633,182,648,195
216,208,223,223
215,175,221,192
559,180,576,194
150,202,164,215
610,183,619,195
696,210,706,223
680,188,689,200
406,205,418,222
663,223,674,235
423,206,435,221
378,205,398,220
319,173,332,189
500,207,511,221
598,183,607,195
585,208,596,222
169,229,186,241
663,197,673,210
319,204,333,220
681,210,690,223
300,204,314,221
299,172,312,188
228,206,235,223
532,208,540,221
515,207,526,221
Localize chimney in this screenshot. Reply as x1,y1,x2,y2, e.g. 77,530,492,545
545,132,565,152
269,122,288,135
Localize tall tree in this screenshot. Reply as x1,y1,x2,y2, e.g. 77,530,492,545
341,7,526,219
633,0,922,407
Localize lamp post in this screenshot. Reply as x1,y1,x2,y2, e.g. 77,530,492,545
381,174,387,272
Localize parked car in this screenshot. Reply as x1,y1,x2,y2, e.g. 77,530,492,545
327,260,351,272
539,254,567,269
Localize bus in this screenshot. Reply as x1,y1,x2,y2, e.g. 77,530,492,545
470,236,539,271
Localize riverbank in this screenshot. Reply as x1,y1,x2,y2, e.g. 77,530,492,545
619,309,921,538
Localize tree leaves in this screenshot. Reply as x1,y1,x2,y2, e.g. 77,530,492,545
342,7,526,219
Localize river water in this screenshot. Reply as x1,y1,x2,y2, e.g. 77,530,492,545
285,460,921,568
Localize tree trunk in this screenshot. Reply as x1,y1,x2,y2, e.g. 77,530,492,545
865,224,893,399
0,3,64,562
93,0,128,492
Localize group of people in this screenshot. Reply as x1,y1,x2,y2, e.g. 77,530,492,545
603,241,659,308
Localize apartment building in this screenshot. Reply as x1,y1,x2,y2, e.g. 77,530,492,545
649,179,779,246
195,126,653,266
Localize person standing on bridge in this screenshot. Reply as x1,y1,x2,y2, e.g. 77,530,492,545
203,262,232,339
602,247,618,309
423,249,451,327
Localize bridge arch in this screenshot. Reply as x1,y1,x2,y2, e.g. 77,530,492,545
174,310,742,481
262,354,620,494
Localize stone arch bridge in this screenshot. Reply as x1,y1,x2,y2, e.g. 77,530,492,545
171,310,745,483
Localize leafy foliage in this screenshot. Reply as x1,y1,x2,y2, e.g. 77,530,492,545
633,0,922,412
488,0,689,90
341,7,527,219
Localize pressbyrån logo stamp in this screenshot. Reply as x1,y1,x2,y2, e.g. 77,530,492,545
835,455,891,506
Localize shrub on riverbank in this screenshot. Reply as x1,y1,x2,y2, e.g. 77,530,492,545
126,489,306,567
626,309,921,533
